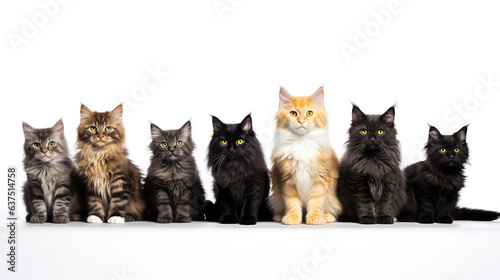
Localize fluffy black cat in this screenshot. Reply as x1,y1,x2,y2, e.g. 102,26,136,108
397,125,500,223
337,105,407,224
143,121,209,223
207,114,271,225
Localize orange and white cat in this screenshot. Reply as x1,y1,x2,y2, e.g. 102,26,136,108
268,86,341,225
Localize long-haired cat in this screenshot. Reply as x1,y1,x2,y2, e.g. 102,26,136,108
207,114,271,225
397,125,500,223
143,121,209,223
336,105,407,224
75,105,146,224
268,87,342,225
22,120,82,223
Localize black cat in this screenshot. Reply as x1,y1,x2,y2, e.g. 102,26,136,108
397,125,500,223
337,105,407,224
207,114,271,225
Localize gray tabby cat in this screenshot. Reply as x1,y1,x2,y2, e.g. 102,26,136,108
22,120,82,223
143,121,209,223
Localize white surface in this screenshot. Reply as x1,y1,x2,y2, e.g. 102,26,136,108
1,0,500,279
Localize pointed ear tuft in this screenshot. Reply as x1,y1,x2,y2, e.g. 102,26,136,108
80,105,94,121
352,105,366,123
380,106,395,125
212,116,225,133
179,121,192,139
50,119,65,139
150,123,163,139
428,125,442,142
279,87,294,109
309,86,324,107
453,125,468,145
109,105,123,123
240,114,252,133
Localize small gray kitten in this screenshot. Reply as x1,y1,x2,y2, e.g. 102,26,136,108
22,119,82,223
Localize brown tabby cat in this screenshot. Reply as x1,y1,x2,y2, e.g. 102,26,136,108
75,105,146,224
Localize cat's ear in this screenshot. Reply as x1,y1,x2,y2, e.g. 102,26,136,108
50,119,65,139
80,105,94,121
150,123,163,139
380,106,395,125
22,122,36,138
352,105,366,123
240,114,252,133
212,116,225,133
179,121,192,139
428,126,442,143
109,105,123,123
279,87,294,109
309,86,324,108
453,125,468,145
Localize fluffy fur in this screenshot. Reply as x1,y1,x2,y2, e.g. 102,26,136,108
268,87,341,225
75,105,146,223
397,126,500,223
22,120,82,223
143,121,209,223
207,114,271,225
337,105,407,224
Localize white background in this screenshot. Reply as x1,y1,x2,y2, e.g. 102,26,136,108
0,1,499,280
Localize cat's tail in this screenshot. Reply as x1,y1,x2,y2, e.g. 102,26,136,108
451,207,500,221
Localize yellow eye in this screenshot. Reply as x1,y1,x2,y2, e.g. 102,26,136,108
161,142,168,147
290,111,298,117
306,111,313,117
176,141,182,146
455,148,460,153
221,140,228,145
361,130,368,135
90,126,97,132
48,141,55,147
440,148,447,153
105,126,112,132
378,130,384,135
237,139,244,145
33,143,41,149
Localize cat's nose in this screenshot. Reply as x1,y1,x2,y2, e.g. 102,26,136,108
42,150,48,155
369,136,376,142
449,154,455,159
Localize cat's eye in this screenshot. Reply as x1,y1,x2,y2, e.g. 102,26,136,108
33,143,41,149
236,139,244,145
361,130,368,135
221,140,228,145
378,130,384,135
290,111,298,117
105,126,112,132
90,126,97,132
48,141,55,147
176,141,182,146
440,148,447,153
455,148,460,153
161,142,168,147
306,111,313,117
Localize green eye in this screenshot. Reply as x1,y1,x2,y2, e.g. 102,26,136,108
440,148,447,153
90,126,97,132
290,111,298,117
378,130,384,135
455,148,460,153
161,142,168,147
221,140,228,145
48,141,55,147
105,126,112,132
176,141,182,146
237,139,244,145
33,143,41,149
361,130,367,135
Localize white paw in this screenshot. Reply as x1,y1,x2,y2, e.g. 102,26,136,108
87,215,103,224
107,216,125,224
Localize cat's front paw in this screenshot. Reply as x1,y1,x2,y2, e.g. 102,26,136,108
53,215,70,224
175,216,192,223
240,216,257,225
377,215,394,224
220,215,238,224
71,214,82,221
436,215,453,224
282,214,302,225
306,214,326,225
417,215,434,224
323,214,336,223
107,216,125,224
125,214,135,222
156,216,173,223
273,214,283,222
30,215,47,224
87,215,103,224
359,216,376,225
